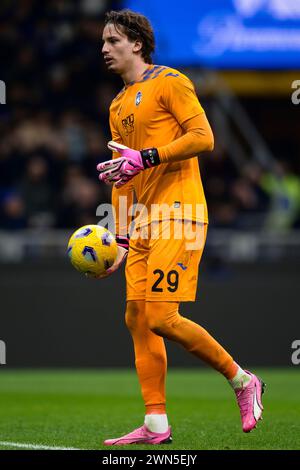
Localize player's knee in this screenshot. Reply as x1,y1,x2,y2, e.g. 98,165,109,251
148,317,181,337
145,302,179,337
147,318,166,336
125,300,144,331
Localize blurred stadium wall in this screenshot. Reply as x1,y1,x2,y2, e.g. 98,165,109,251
0,1,300,367
1,259,299,367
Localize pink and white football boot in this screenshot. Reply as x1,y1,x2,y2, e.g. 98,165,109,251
104,424,172,446
235,370,266,433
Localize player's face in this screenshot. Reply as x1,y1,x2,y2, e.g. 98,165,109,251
102,23,139,74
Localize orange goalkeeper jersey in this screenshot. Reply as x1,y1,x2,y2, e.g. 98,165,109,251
109,64,209,233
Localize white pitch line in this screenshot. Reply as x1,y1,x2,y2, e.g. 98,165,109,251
0,441,80,450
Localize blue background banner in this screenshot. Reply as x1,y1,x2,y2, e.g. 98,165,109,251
125,0,300,69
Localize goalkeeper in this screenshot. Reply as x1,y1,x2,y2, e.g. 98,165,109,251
97,9,265,446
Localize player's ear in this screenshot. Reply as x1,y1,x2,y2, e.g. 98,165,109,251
132,39,142,54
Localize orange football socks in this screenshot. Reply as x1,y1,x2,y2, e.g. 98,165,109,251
125,301,167,414
145,301,236,378
126,300,237,414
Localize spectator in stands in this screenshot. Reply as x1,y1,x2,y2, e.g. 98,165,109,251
19,155,55,228
0,192,27,230
261,160,300,232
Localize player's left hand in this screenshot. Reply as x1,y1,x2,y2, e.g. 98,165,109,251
97,141,160,188
95,234,129,278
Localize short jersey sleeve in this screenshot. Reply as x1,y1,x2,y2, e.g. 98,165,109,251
161,72,204,126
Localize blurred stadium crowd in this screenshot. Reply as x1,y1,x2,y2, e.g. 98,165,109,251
1,0,300,233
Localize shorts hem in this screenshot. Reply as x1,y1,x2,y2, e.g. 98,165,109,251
126,295,147,301
126,296,196,302
145,297,196,302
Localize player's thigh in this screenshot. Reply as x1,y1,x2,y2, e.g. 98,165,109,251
125,300,146,330
145,221,207,302
125,235,149,301
144,300,179,333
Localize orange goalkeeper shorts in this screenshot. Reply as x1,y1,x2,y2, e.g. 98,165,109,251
126,220,207,302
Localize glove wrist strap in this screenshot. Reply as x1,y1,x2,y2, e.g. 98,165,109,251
116,234,129,250
140,148,160,168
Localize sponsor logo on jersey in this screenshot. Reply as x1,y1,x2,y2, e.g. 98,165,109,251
122,113,135,135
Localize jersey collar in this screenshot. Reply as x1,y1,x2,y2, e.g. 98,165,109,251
125,64,156,88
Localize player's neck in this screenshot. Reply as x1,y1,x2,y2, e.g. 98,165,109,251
121,60,151,85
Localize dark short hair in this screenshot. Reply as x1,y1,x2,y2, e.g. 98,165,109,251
104,9,155,64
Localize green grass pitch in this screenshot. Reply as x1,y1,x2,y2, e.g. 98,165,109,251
0,368,299,450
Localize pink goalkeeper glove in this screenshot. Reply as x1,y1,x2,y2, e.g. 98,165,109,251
97,141,160,188
96,235,129,278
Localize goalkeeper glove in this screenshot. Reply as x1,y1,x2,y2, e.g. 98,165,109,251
97,141,160,188
104,234,129,276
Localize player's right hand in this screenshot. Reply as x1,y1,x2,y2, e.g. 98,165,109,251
97,141,161,188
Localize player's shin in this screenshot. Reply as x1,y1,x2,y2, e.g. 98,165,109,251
125,301,168,432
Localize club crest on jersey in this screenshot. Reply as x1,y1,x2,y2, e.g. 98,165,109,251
135,91,142,106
